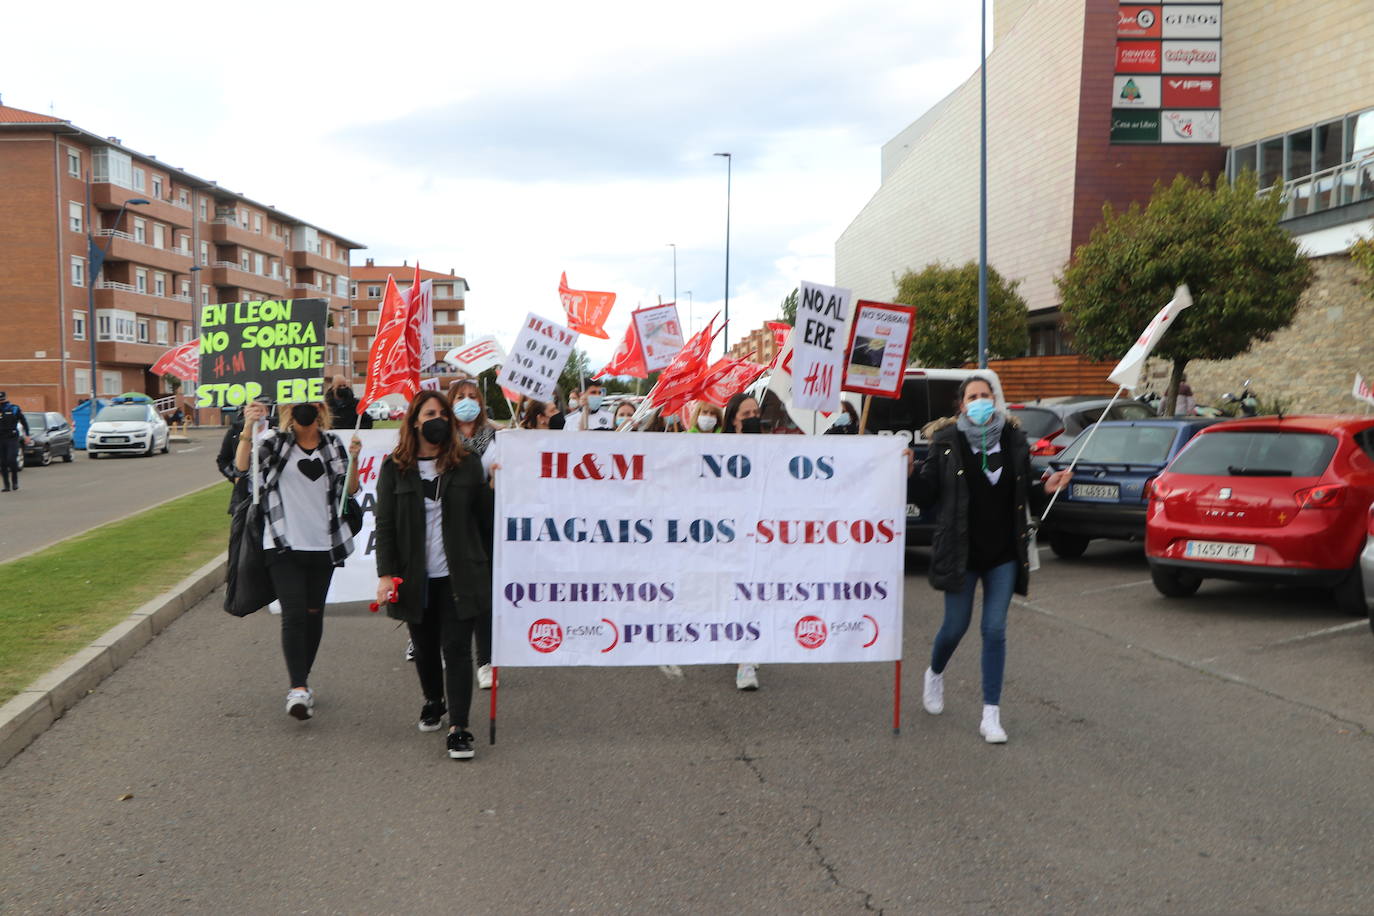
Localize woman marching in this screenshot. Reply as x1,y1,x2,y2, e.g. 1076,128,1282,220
374,390,493,760
237,399,361,720
449,378,497,688
911,375,1071,744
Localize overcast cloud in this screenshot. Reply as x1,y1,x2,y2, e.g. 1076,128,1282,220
3,0,982,363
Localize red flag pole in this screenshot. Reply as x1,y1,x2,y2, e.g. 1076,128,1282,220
489,666,498,745
893,660,902,735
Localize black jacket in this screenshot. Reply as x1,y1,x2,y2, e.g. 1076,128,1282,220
911,416,1037,596
217,417,247,515
374,453,492,624
0,402,29,440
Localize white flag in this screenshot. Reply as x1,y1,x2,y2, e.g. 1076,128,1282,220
445,335,508,377
1354,373,1374,408
1107,284,1193,390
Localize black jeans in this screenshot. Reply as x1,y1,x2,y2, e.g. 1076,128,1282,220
265,549,335,688
0,439,19,487
474,607,492,668
409,577,476,729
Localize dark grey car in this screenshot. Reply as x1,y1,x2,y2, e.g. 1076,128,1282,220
22,411,74,466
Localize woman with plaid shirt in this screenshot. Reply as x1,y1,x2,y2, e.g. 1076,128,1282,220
237,399,362,721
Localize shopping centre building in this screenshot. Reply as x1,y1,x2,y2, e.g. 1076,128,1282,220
836,0,1374,410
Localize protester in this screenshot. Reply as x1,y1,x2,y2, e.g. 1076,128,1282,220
0,391,31,492
236,399,361,721
722,390,763,690
373,390,492,760
564,381,615,430
567,388,582,414
687,402,723,434
614,401,637,430
449,379,497,686
1176,375,1196,416
326,376,372,430
168,404,186,433
824,400,861,435
910,375,1071,744
520,400,559,430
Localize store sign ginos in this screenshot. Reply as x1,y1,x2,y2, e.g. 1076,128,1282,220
1161,4,1221,40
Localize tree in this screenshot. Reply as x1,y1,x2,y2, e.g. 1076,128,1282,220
1351,235,1374,294
779,288,799,326
893,262,1029,368
558,347,593,400
1057,172,1312,415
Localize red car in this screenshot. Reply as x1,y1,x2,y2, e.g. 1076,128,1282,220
1146,415,1374,613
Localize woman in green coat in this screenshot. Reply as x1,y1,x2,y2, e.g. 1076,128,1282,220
374,390,493,760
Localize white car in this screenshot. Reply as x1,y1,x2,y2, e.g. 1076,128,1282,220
87,403,170,458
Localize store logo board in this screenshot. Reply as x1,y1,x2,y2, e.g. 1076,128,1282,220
1162,40,1221,73
1113,75,1161,108
1111,111,1161,144
1116,41,1161,72
1162,75,1220,108
1162,5,1221,40
1118,6,1161,39
1162,109,1221,144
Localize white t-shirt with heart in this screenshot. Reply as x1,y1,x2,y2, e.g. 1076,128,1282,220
265,441,333,551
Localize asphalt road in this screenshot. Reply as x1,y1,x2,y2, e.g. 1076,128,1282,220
3,542,1374,914
0,428,231,560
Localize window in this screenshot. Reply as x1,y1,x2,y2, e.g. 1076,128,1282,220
253,253,264,275
92,148,133,188
152,176,163,199
284,267,291,285
69,202,83,233
132,167,146,192
198,199,208,221
180,279,190,297
180,324,193,343
74,368,91,396
100,371,122,395
350,283,358,298
271,260,281,279
179,189,189,207
96,309,137,342
201,285,210,306
72,311,86,341
66,148,81,178
137,318,150,343
156,319,170,344
1170,431,1338,477
270,222,280,238
240,209,249,226
367,285,382,298
97,313,111,338
240,252,251,271
70,256,85,287
135,268,147,294
154,272,166,297
133,218,146,244
1259,138,1284,188
200,241,209,265
1286,128,1313,181
153,224,165,249
253,214,262,232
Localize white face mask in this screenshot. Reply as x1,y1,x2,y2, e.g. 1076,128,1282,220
696,414,718,432
568,399,580,411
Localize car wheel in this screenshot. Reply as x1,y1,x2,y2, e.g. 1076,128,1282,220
40,446,52,467
144,438,155,457
88,450,99,459
62,446,73,462
1332,566,1367,617
1049,532,1090,559
161,436,170,454
1150,564,1202,598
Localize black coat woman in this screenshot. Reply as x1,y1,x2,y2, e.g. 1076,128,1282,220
910,375,1071,744
237,399,362,721
374,390,493,760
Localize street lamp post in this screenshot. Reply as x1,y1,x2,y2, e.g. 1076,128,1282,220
977,0,989,369
713,152,732,355
84,174,148,409
666,242,677,308
683,290,693,336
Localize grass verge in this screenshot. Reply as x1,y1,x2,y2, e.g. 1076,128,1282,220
0,483,229,704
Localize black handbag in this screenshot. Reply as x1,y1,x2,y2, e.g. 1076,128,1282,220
341,495,364,537
224,497,277,617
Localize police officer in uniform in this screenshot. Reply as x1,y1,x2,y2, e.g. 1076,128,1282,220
0,391,32,492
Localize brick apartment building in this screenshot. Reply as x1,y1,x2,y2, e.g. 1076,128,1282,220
348,260,469,382
727,323,782,365
0,102,364,415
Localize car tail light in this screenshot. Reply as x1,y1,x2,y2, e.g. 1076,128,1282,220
1295,485,1347,509
1144,477,1157,500
1031,432,1066,457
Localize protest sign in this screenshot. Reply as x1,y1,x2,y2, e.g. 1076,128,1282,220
195,298,328,407
842,301,916,399
327,429,399,603
792,281,852,412
497,313,578,402
632,303,685,373
445,335,508,377
491,431,907,667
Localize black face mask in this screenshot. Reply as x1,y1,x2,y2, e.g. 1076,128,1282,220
420,417,453,445
549,412,567,430
740,416,762,434
291,404,319,427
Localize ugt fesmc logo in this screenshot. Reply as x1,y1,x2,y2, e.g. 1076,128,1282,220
528,618,563,653
795,615,828,650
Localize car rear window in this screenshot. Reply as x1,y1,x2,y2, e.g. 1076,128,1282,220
96,405,149,423
1060,425,1178,466
1008,407,1060,440
1110,402,1157,421
1169,431,1337,477
24,413,44,429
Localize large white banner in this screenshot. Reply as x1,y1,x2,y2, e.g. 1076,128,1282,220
327,429,399,603
491,431,907,666
497,312,577,402
792,281,852,412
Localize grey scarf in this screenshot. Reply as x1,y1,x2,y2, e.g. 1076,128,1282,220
955,409,1006,472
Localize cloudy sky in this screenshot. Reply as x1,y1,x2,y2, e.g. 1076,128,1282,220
3,0,983,364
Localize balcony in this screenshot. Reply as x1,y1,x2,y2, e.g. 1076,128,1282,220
95,230,194,274
90,183,192,228
209,219,282,251
1270,155,1374,221
95,339,178,368
93,282,194,321
289,248,338,274
209,262,288,297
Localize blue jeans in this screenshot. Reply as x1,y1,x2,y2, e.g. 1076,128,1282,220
930,560,1016,705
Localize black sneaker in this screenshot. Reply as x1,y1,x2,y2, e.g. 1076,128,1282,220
446,729,475,760
418,699,446,732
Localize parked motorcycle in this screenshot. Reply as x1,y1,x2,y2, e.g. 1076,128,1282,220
1220,380,1259,417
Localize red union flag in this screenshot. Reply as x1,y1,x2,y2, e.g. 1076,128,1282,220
151,339,200,383
595,320,648,379
358,275,419,412
697,356,768,408
559,272,616,339
645,315,717,416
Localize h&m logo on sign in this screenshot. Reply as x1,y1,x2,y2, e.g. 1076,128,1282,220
540,451,645,481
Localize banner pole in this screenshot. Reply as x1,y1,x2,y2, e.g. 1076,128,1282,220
339,452,354,517
859,395,872,435
250,417,262,506
489,666,498,745
1040,386,1125,520
893,660,902,735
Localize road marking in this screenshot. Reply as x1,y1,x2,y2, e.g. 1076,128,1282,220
658,665,684,679
178,446,203,454
1256,621,1367,649
1079,578,1153,595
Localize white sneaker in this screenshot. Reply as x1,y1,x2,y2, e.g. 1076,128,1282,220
404,639,415,662
286,688,314,720
923,668,944,715
267,600,282,615
980,704,1007,744
735,664,759,691
477,664,493,690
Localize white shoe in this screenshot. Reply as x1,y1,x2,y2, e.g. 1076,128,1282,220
735,664,759,691
286,688,314,720
979,704,1007,744
923,668,944,715
404,639,415,662
477,664,493,690
267,600,282,615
